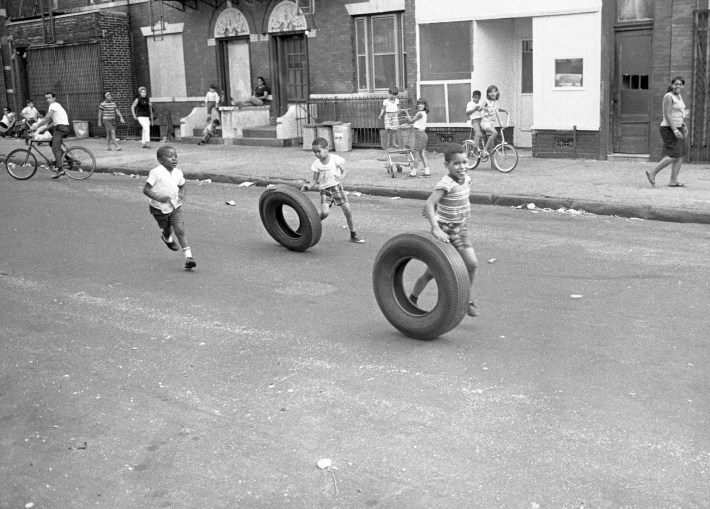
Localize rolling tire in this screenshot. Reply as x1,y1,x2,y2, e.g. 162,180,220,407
259,185,322,252
372,233,470,340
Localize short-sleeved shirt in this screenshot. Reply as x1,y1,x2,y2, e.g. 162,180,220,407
466,99,484,121
100,100,119,121
205,90,220,103
49,102,69,126
310,153,345,190
434,174,471,224
383,98,399,114
146,164,185,213
22,106,39,121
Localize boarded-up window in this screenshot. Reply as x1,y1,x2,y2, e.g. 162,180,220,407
419,22,472,81
617,0,653,21
146,33,187,97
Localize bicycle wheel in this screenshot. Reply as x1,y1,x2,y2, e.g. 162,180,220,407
63,147,95,180
492,143,518,173
5,149,38,180
463,140,481,170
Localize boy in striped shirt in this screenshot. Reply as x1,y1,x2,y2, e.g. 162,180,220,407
410,144,479,317
98,91,125,151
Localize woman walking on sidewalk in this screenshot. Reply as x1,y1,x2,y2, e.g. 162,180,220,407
646,76,689,188
132,87,153,149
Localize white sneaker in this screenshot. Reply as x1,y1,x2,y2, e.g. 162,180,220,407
409,170,417,178
423,168,431,177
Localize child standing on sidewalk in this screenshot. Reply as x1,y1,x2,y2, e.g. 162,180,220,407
403,98,430,178
143,146,197,269
98,92,126,151
301,137,365,243
197,119,220,146
378,86,400,149
409,144,479,317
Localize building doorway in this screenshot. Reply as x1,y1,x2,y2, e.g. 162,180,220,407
272,33,309,115
612,27,652,154
218,37,251,105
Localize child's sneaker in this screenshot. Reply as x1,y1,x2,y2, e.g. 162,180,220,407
350,233,365,243
184,257,197,269
51,170,65,179
409,169,417,178
467,300,479,317
161,234,180,251
423,168,431,177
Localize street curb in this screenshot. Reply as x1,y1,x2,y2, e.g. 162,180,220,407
90,164,710,226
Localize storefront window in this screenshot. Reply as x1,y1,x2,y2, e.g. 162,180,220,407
554,58,583,88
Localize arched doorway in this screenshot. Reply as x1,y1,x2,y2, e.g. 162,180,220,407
214,7,251,105
268,1,309,115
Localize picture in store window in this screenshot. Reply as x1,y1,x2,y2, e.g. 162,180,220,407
555,58,583,88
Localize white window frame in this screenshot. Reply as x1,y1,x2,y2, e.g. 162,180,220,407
354,13,405,92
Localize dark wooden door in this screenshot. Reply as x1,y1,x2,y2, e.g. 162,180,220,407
274,34,309,114
613,29,652,153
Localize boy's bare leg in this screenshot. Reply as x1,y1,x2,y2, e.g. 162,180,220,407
410,269,434,304
460,247,479,316
341,202,356,232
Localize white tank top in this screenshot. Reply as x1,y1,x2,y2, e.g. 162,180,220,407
412,111,427,131
660,92,685,128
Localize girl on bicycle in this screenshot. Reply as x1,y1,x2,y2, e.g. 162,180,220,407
403,98,430,177
480,85,507,157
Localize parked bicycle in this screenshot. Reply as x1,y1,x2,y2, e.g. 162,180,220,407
4,130,96,180
463,111,519,173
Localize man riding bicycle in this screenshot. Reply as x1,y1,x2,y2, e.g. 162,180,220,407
29,92,70,179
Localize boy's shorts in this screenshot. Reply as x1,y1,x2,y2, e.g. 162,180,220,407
149,205,184,232
320,183,348,206
384,112,399,130
438,221,472,251
102,119,115,132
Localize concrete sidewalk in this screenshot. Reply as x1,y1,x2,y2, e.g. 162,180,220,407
2,136,710,224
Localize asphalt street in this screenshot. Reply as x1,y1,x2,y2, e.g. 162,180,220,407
1,172,709,508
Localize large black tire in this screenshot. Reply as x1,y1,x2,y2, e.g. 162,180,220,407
372,233,470,340
259,185,322,252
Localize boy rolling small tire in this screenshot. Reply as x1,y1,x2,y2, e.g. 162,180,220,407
259,185,322,252
373,233,470,340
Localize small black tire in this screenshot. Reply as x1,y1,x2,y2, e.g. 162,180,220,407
396,164,403,173
372,233,470,340
259,185,322,252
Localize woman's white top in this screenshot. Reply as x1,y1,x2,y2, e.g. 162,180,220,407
660,92,686,128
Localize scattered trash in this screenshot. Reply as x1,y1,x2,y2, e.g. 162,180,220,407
317,458,339,495
130,174,141,179
238,181,255,187
68,441,88,450
390,196,401,200
487,258,497,264
197,179,212,185
350,191,362,196
25,503,34,509
570,294,583,299
266,184,276,188
342,225,347,229
225,200,236,206
526,203,536,210
112,171,125,176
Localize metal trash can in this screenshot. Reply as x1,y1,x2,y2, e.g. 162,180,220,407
73,120,89,139
302,124,317,150
332,123,352,152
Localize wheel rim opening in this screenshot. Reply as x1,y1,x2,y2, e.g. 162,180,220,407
275,204,302,238
399,258,439,313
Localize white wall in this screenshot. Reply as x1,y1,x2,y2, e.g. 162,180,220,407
416,0,600,23
532,12,601,130
472,19,515,108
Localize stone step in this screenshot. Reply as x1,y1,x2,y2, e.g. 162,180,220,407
232,137,301,147
243,126,277,138
193,128,222,138
180,136,222,145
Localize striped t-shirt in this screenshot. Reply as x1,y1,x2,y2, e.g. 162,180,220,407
434,174,471,224
99,100,118,121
